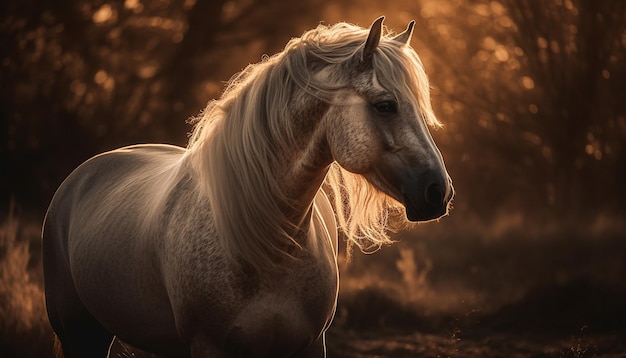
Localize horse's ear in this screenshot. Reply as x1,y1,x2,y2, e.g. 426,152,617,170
392,20,415,46
362,16,384,64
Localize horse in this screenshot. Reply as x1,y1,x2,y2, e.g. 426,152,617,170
42,16,453,357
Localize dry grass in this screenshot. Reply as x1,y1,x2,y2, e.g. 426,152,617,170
1,208,625,357
330,222,626,357
0,209,54,358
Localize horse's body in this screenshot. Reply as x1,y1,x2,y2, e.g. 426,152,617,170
44,144,337,356
43,18,453,357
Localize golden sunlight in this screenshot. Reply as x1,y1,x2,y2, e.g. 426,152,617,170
92,4,116,24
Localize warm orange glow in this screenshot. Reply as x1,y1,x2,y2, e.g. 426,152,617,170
92,4,115,24
94,70,115,91
2,0,625,355
124,0,144,13
521,76,535,89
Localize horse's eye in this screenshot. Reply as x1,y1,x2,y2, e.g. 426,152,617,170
373,101,398,114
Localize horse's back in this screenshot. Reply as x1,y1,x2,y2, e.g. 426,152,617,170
43,144,190,356
46,144,185,215
44,144,186,253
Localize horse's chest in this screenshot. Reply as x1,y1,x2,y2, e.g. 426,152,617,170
174,252,337,354
226,263,338,354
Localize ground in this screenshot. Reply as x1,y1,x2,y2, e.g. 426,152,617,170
1,213,625,357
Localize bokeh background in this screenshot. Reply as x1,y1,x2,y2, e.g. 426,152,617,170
1,0,625,357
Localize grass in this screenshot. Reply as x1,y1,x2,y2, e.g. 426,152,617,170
1,209,625,357
328,221,626,357
0,210,53,358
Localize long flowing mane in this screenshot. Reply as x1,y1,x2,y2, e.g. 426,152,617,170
185,22,439,271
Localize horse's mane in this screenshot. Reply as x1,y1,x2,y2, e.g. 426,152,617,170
185,21,439,272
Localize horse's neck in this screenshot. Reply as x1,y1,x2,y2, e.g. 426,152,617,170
275,100,333,230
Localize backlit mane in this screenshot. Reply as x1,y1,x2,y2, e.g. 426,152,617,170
185,21,440,271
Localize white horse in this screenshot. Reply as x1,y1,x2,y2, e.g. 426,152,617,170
43,17,453,357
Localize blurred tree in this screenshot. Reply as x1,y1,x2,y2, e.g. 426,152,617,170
407,0,626,222
0,0,324,213
501,0,626,218
1,0,624,225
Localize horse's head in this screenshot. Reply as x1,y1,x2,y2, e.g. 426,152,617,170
320,17,453,222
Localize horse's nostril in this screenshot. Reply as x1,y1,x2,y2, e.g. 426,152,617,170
425,183,444,206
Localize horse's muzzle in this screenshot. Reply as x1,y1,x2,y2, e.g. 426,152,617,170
401,170,454,222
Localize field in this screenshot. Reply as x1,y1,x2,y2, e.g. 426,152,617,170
1,212,625,357
327,226,626,357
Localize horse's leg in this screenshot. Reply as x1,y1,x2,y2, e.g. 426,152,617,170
55,309,115,358
299,333,327,358
47,284,114,357
189,333,229,358
45,249,114,357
